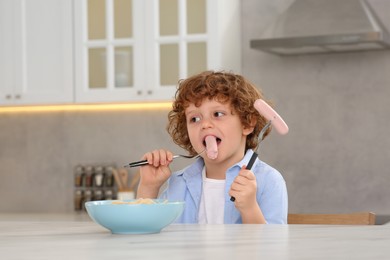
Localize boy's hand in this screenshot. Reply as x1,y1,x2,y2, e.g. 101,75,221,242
136,149,173,198
229,166,258,211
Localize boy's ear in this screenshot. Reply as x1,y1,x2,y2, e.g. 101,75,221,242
243,126,254,136
243,119,256,136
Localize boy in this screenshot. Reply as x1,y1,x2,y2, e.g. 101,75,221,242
137,71,288,224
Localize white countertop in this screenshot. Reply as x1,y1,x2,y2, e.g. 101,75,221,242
1,213,390,259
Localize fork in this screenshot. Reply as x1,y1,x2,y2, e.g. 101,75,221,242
124,149,206,168
230,121,272,202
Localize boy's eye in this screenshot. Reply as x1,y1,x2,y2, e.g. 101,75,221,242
190,116,201,123
214,112,224,117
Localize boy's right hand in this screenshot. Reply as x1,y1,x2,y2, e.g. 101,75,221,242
136,149,174,198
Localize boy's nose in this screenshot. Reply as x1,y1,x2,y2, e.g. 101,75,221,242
201,117,214,129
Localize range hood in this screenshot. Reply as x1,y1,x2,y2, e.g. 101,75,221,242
250,0,390,55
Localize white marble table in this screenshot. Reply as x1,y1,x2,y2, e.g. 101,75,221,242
1,213,390,259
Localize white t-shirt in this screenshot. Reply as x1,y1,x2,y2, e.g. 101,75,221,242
198,167,226,224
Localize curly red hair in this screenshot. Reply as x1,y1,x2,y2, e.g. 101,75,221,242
167,71,273,155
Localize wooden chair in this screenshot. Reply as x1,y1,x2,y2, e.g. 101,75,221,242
288,212,376,225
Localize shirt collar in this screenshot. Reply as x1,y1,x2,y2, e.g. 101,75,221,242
230,149,256,170
177,158,204,178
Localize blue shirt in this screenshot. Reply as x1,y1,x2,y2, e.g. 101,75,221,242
159,149,288,224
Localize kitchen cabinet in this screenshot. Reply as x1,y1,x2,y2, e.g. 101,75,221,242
73,0,241,103
1,0,241,106
0,0,73,106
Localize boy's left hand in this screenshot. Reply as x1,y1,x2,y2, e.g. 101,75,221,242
229,166,258,211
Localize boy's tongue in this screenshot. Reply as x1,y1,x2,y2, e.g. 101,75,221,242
205,136,218,160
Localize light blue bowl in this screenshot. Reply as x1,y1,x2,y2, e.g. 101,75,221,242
85,199,184,234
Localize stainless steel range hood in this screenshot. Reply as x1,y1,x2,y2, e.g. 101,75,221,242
250,0,390,55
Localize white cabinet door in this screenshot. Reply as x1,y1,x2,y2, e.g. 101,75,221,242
0,0,17,105
74,0,146,103
151,0,241,98
74,0,241,104
0,0,73,106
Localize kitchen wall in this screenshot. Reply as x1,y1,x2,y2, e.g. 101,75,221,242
242,0,390,215
1,0,390,216
0,109,186,212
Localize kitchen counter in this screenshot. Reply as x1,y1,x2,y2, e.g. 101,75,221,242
0,212,91,222
1,213,390,259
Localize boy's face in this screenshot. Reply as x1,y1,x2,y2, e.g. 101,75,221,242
184,99,254,163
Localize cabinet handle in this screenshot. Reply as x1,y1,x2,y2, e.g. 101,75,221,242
15,94,21,99
137,90,142,95
147,90,153,95
5,94,12,99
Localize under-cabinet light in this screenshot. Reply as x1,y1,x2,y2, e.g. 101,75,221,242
0,102,172,113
